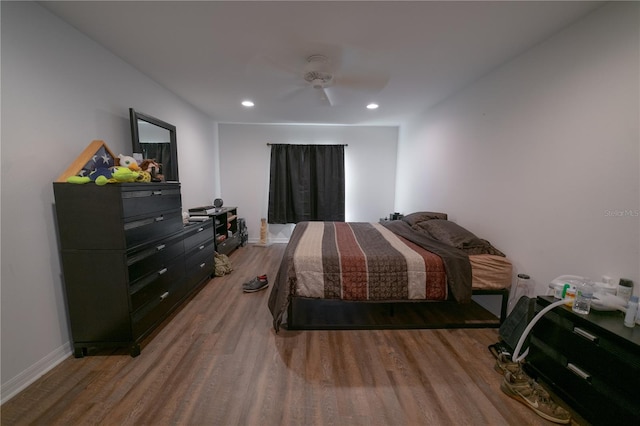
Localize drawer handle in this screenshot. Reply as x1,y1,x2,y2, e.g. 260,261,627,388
197,227,204,232
567,363,591,382
198,245,205,250
158,268,168,275
159,291,169,300
156,244,166,251
573,327,598,343
152,191,162,196
155,216,164,222
199,262,206,268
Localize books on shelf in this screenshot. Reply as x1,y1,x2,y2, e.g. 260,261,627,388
188,205,217,215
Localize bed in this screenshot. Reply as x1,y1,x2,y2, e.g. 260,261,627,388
267,212,512,332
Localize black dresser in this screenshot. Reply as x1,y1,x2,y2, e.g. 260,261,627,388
53,182,214,357
527,296,640,425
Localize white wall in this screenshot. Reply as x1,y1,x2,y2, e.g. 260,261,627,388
218,124,398,243
395,2,639,301
1,2,218,402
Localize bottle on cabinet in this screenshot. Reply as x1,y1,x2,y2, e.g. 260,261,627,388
624,295,638,328
617,278,634,303
573,279,595,315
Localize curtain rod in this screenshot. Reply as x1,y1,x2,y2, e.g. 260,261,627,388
266,143,348,146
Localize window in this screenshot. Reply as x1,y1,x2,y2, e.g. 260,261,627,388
268,144,345,223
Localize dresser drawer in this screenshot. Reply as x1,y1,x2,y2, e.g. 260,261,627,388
185,235,215,258
127,231,184,283
534,310,640,396
217,234,239,255
185,242,216,291
129,255,185,312
529,336,639,425
183,221,214,252
131,261,186,338
185,241,216,273
131,280,186,340
121,185,181,219
124,209,184,249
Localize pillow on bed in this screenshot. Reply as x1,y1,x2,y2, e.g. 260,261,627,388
414,219,505,256
402,211,448,226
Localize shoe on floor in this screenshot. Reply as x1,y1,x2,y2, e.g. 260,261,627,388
242,275,267,288
494,352,521,376
500,370,570,424
243,276,269,293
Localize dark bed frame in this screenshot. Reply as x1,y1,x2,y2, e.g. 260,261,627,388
286,288,509,330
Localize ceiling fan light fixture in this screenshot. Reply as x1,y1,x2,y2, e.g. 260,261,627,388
304,54,333,89
366,103,379,110
241,100,255,107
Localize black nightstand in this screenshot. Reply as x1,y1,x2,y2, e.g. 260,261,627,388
526,296,640,425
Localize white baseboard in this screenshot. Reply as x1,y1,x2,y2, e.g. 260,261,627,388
248,238,289,244
1,342,72,405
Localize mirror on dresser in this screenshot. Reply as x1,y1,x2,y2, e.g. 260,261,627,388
129,108,179,182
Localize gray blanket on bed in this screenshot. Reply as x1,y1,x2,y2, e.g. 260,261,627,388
381,220,472,302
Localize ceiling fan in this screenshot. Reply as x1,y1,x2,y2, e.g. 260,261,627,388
249,45,389,107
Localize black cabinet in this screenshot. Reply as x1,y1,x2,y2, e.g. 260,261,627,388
210,207,240,255
53,182,211,357
527,296,640,426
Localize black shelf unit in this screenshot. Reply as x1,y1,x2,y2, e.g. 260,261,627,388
209,207,240,255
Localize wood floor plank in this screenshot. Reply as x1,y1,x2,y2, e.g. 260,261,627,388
1,243,582,425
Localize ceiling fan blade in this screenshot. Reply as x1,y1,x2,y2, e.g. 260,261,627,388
307,87,330,106
321,87,336,106
334,72,390,92
279,85,308,102
245,53,301,84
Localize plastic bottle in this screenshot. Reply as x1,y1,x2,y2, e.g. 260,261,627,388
624,296,638,328
564,287,576,307
617,278,634,303
573,280,594,315
508,273,532,313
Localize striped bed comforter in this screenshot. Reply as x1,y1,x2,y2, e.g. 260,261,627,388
269,221,472,332
292,221,447,301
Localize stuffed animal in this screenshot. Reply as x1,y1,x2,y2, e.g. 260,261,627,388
109,166,139,184
135,170,152,183
66,166,139,185
118,154,140,170
139,159,164,182
67,167,113,185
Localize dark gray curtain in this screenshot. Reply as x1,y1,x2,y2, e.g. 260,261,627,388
268,144,345,224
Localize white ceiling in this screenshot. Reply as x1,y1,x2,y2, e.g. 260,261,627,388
42,1,604,126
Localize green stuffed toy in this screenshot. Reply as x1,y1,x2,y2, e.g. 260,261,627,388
67,166,139,185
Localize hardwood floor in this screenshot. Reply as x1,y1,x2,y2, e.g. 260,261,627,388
1,244,577,425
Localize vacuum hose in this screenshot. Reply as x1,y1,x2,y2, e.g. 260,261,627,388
511,298,572,363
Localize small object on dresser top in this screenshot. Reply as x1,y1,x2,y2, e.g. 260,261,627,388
188,216,210,222
564,288,576,307
617,278,634,303
572,280,594,315
624,296,638,328
189,205,216,215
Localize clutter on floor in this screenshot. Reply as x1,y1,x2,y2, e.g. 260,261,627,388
243,274,269,293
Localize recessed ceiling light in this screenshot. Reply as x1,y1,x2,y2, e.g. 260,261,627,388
242,100,255,107
366,103,379,110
